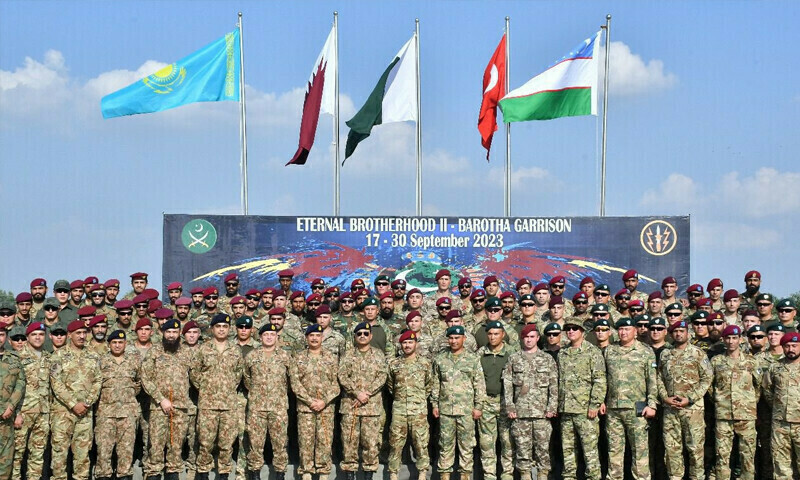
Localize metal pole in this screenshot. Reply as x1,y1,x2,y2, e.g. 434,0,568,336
504,16,511,217
415,19,422,216
238,12,249,215
600,14,611,217
333,12,341,216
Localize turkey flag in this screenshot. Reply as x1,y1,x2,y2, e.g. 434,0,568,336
478,34,506,161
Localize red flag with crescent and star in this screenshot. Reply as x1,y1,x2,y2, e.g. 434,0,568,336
478,34,506,161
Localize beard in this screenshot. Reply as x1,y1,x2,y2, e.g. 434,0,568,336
745,284,759,294
785,350,799,360
380,308,394,319
93,332,106,342
32,292,46,302
327,300,340,312
162,336,180,353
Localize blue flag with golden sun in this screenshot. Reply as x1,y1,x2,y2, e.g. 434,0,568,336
101,30,240,119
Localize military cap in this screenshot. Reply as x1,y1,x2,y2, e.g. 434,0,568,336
337,292,352,302
289,291,304,301
130,272,148,280
580,276,595,287
378,292,393,301
777,298,797,310
9,326,27,339
160,319,180,332
406,288,422,299
0,300,16,314
406,311,422,323
485,320,504,331
256,323,276,335
756,293,774,304
470,289,487,300
69,279,84,290
708,311,723,321
573,292,589,303
630,300,646,309
723,289,739,302
230,295,246,305
648,291,662,301
15,292,33,303
499,291,515,300
153,308,174,320
87,284,104,294
665,302,683,312
278,269,294,278
202,287,218,297
564,317,585,329
272,290,287,299
543,322,562,334
594,283,610,293
634,314,652,325
77,306,96,317
305,324,323,335
235,316,253,328
244,289,261,297
485,297,501,309
310,278,326,287
691,310,710,321
315,305,331,316
135,318,152,330
166,282,183,291
190,287,204,295
615,317,635,328
549,275,566,285
520,324,538,337
67,320,87,333
0,321,8,331
614,289,631,299
483,275,499,287
548,296,564,308
103,279,120,288
50,320,69,334
686,284,704,294
354,322,371,333
622,269,638,281
267,307,286,316
744,270,761,280
210,313,231,327
446,325,465,336
362,297,378,307
722,325,742,337
84,276,99,285
350,278,365,290
707,278,723,290
26,322,46,336
399,330,418,342
591,303,610,314
182,320,200,334
780,332,800,346
593,318,612,329
436,297,452,307
53,279,70,291
43,297,60,308
668,320,688,332
114,299,134,310
747,325,765,336
515,278,532,290
175,297,192,306
649,317,668,327
767,323,786,333
30,278,47,288
445,310,462,321
695,298,712,308
520,294,534,303
324,286,340,296
527,283,545,294
88,315,108,328
107,330,126,342
456,277,470,287
305,293,322,304
147,300,163,314
391,280,407,290
224,273,239,283
374,274,390,284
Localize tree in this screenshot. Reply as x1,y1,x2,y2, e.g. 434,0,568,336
0,290,13,304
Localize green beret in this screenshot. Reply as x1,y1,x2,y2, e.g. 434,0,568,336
594,284,610,293
756,293,774,304
766,323,786,333
374,275,390,284
235,316,253,328
649,317,668,327
777,298,797,310
485,297,501,309
362,297,378,307
591,304,610,314
43,297,60,308
691,310,709,321
519,294,533,302
543,322,562,333
593,319,611,329
50,320,69,334
665,302,683,312
53,279,70,291
485,320,504,331
615,317,635,328
9,326,26,339
634,314,652,325
0,300,16,314
446,325,465,337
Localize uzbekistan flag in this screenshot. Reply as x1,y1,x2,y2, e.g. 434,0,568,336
499,31,600,122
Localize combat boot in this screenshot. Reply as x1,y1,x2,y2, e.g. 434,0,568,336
165,473,180,480
344,472,357,480
95,477,111,480
364,473,374,480
417,470,428,480
275,472,285,480
195,473,210,480
247,470,261,480
146,475,161,480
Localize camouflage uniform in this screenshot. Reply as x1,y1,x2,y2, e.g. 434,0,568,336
49,344,101,480
603,341,658,480
431,349,487,475
754,350,780,479
477,344,514,480
710,352,760,480
321,327,347,358
422,292,462,318
140,344,197,477
0,349,24,480
387,353,433,475
762,358,800,480
289,348,340,476
94,350,141,478
657,344,713,480
433,330,478,356
332,313,358,337
502,348,558,480
396,331,434,360
12,344,49,480
278,327,305,355
243,347,292,473
473,320,520,351
557,341,606,480
338,346,388,473
191,341,243,475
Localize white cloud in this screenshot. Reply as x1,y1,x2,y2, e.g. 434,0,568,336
0,50,66,91
599,41,678,96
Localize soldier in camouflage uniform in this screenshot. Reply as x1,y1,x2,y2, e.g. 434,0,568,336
401,311,434,360
503,324,558,480
434,310,478,355
289,324,340,480
603,317,658,480
181,320,202,480
738,270,761,312
432,324,487,480
387,329,433,480
762,331,800,480
191,313,243,479
94,329,141,480
0,323,25,480
477,321,514,480
243,323,292,480
422,269,463,318
267,307,305,354
49,320,101,480
315,305,346,358
86,314,109,355
191,287,222,336
622,270,649,304
332,291,359,336
123,272,149,301
657,319,713,480
218,272,241,315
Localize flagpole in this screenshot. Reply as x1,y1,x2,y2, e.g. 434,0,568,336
600,14,611,217
504,16,511,218
415,19,422,216
333,12,341,216
238,12,249,215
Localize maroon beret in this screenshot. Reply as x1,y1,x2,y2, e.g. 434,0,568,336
174,297,192,306
278,269,294,278
190,287,204,295
668,319,688,332
406,311,422,323
261,287,276,296
324,287,340,296
143,289,159,300
88,315,108,328
445,310,462,320
744,270,761,281
406,288,422,299
153,308,173,320
741,309,758,319
15,292,33,303
84,276,99,285
166,282,183,291
224,273,239,283
147,300,163,313
614,289,630,299
135,318,152,330
520,323,538,338
130,272,148,280
30,278,47,288
708,311,723,321
499,291,515,300
182,321,200,334
70,280,84,289
629,299,645,309
131,294,149,305
26,322,46,336
549,275,566,285
230,296,246,305
435,269,451,281
67,320,87,333
548,296,564,308
580,277,595,287
648,291,662,301
304,294,321,304
203,287,218,297
661,276,677,288
723,289,739,302
457,277,471,287
687,284,704,294
696,298,712,307
290,291,304,301
87,284,104,293
707,278,723,290
103,279,120,288
399,330,418,343
379,292,394,301
532,283,549,294
77,306,97,317
339,292,352,301
470,288,486,300
515,278,532,290
272,290,287,299
310,278,325,287
350,279,365,290
315,305,331,316
436,297,452,306
622,269,638,281
573,292,588,302
244,289,261,297
483,276,499,288
781,332,800,345
267,307,286,316
114,300,134,310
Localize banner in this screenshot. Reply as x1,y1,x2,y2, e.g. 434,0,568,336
163,215,689,297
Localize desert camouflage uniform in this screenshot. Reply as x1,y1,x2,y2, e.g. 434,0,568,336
762,357,800,480
422,292,462,318
754,350,780,479
387,353,433,475
12,344,49,480
477,344,514,480
0,349,25,480
321,327,347,358
278,327,305,355
395,331,434,360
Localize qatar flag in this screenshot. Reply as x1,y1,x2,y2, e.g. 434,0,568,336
287,27,336,166
478,34,506,161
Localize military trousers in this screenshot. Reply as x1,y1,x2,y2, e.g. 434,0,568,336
437,413,476,474
0,419,13,480
341,413,382,472
479,395,514,480
510,417,552,474
94,415,137,478
755,401,773,480
606,408,650,480
662,406,705,480
296,410,335,475
387,412,430,474
561,413,601,480
144,406,189,476
245,409,289,473
772,419,800,480
12,411,49,480
235,394,247,480
197,408,238,474
715,419,755,480
50,410,93,480
184,411,198,478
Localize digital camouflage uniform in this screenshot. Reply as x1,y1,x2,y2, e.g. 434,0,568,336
243,347,292,474
49,344,101,480
94,350,141,478
12,344,50,480
502,348,558,480
603,341,658,480
431,349,487,475
433,330,478,356
387,353,433,475
289,348,340,477
278,327,305,355
762,357,800,480
338,346,388,473
321,327,347,358
657,343,713,480
477,344,514,480
710,352,760,480
395,330,434,360
190,341,243,475
0,349,25,480
422,292,462,318
557,341,606,480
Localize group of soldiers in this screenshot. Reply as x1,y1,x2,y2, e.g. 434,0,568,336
0,267,798,480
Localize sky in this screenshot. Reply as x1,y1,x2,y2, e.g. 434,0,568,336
1,1,799,297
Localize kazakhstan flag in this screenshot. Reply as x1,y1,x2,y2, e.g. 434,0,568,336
101,30,240,119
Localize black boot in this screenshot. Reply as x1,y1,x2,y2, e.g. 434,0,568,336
364,473,374,480
344,472,357,480
164,473,180,480
247,470,262,480
94,477,111,480
145,475,161,480
275,472,285,480
195,473,210,480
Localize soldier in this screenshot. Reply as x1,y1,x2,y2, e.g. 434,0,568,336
191,313,243,480
286,291,307,332
0,322,25,480
548,276,574,316
387,329,433,480
423,269,462,317
112,300,135,336
68,279,85,308
647,291,664,318
425,296,454,339
133,318,154,357
658,319,713,480
722,289,742,326
316,305,346,358
7,327,26,352
379,292,405,337
190,287,205,313
634,312,652,345
432,324,486,480
181,320,202,480
49,320,69,352
87,314,109,355
558,318,606,480
463,288,488,331
532,283,551,322
141,318,198,480
434,311,478,355
401,311,434,360
217,273,240,315
405,288,425,316
267,307,305,354
580,277,596,304
12,322,50,480
88,284,113,317
165,282,183,311
477,321,514,480
244,323,292,480
622,269,648,303
333,292,358,335
289,324,340,480
339,322,388,480
572,292,591,322
192,287,222,335
603,317,658,480
690,310,713,351
739,270,761,311
104,279,121,305
233,316,255,480
775,298,798,331
648,317,670,480
124,272,149,300
457,277,474,315
484,275,501,298
543,322,563,359
686,284,705,312
591,318,613,350
503,324,558,480
390,280,407,315
94,329,141,480
13,292,34,328
474,297,519,350
762,331,800,480
174,297,192,323
515,294,538,336
49,320,101,480
243,289,265,327
277,269,295,296
358,297,394,357
499,291,519,325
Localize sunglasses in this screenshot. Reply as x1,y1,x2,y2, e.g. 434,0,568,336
91,293,106,298
308,302,321,307
135,304,148,309
637,323,650,328
44,306,59,311
325,293,340,297
51,331,67,336
342,299,355,304
594,328,610,333
520,303,535,308
0,312,14,317
650,327,666,332
666,312,682,317
459,284,472,289
55,289,70,293
356,331,370,337
10,337,26,342
565,326,582,332
595,292,609,297
575,300,588,305
236,325,251,329
757,303,771,307
246,295,260,301
225,282,239,286
688,292,703,297
206,295,219,300
617,296,631,301
630,308,644,312
778,309,794,314
592,313,609,317
472,298,486,303
711,320,725,325
392,286,406,290
438,305,452,310
551,284,565,289
118,311,133,316
692,321,708,326
312,285,325,289
749,335,766,340
546,332,561,337
487,308,502,313
375,282,390,287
